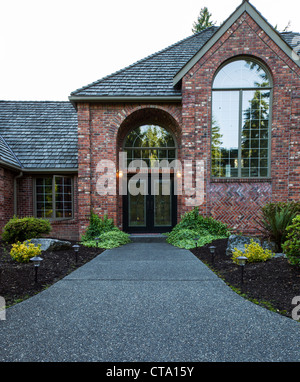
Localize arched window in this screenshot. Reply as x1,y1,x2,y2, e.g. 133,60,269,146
124,125,176,168
211,59,272,178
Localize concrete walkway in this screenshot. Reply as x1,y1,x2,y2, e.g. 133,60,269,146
1,241,300,362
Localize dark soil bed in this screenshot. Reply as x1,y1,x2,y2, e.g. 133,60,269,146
0,240,103,307
190,238,300,320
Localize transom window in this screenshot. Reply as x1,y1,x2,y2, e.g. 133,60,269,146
211,59,272,178
35,176,73,219
124,125,176,168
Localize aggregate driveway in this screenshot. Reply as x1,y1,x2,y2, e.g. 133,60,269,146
1,241,300,362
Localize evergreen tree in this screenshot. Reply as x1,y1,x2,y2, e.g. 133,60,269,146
192,7,215,34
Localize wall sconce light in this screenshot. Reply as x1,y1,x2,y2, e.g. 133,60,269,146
30,255,43,283
176,171,181,178
118,170,123,178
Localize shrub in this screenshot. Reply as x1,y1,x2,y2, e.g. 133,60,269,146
81,212,131,249
2,216,51,244
232,239,274,264
171,207,230,237
282,215,300,265
10,240,42,263
257,201,300,251
166,207,230,249
82,230,130,249
81,213,115,241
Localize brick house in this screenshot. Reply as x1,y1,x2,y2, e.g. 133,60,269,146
0,0,299,241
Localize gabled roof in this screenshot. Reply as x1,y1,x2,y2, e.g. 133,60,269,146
69,26,218,101
0,101,78,170
0,134,22,169
69,1,300,101
173,0,300,85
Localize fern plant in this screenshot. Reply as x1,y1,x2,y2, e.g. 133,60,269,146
257,202,300,251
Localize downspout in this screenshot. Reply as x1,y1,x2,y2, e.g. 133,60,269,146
14,171,23,216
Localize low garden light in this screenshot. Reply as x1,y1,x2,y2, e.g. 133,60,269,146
95,237,102,248
72,244,80,263
237,256,248,286
209,245,216,265
194,235,200,248
30,255,43,283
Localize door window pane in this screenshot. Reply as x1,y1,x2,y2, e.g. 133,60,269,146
154,179,171,227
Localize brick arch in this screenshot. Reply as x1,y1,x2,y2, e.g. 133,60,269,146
115,106,182,162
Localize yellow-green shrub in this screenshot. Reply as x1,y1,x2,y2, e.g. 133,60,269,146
10,240,42,263
232,239,274,264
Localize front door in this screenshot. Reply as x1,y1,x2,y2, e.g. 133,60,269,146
123,174,177,233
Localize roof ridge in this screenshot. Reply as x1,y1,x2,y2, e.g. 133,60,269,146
0,134,23,168
70,26,219,96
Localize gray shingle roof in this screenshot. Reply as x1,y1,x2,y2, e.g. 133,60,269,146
70,27,219,98
0,134,22,168
0,101,78,169
70,28,300,98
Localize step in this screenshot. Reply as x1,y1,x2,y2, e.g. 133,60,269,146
129,234,167,243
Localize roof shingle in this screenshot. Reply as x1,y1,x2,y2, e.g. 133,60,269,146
0,101,78,169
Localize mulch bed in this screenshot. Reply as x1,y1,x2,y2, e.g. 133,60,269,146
0,240,103,307
190,238,300,320
2,237,300,320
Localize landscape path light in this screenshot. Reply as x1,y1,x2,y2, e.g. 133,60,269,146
194,235,200,248
209,245,216,265
72,244,80,263
236,256,248,287
30,255,43,283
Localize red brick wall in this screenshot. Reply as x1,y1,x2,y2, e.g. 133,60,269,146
77,103,182,237
76,11,300,236
180,11,300,234
14,174,79,241
0,166,15,235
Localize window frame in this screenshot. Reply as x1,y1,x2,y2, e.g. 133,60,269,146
123,125,178,168
211,57,273,180
33,175,74,220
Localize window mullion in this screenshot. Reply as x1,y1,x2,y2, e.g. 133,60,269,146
52,175,56,219
238,90,243,178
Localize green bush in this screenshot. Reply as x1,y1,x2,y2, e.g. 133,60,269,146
81,212,115,241
171,207,230,237
257,201,300,251
2,216,51,243
232,239,274,264
81,212,130,249
282,215,300,265
82,230,131,249
166,207,230,249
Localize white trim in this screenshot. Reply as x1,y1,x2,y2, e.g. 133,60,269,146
173,1,300,86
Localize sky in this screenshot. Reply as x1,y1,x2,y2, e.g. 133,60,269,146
0,0,299,101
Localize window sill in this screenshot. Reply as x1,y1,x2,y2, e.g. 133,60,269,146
210,177,272,183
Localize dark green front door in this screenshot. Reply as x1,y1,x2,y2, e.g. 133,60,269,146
123,174,177,233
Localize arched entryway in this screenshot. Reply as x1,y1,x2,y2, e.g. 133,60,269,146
116,107,181,233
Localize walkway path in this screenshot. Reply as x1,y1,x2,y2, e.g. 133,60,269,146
1,241,300,362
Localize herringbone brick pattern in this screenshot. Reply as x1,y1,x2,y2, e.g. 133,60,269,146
209,182,272,235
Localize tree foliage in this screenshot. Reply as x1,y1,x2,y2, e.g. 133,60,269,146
192,7,216,34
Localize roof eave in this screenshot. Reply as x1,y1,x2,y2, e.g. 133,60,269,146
173,0,300,86
69,95,182,105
